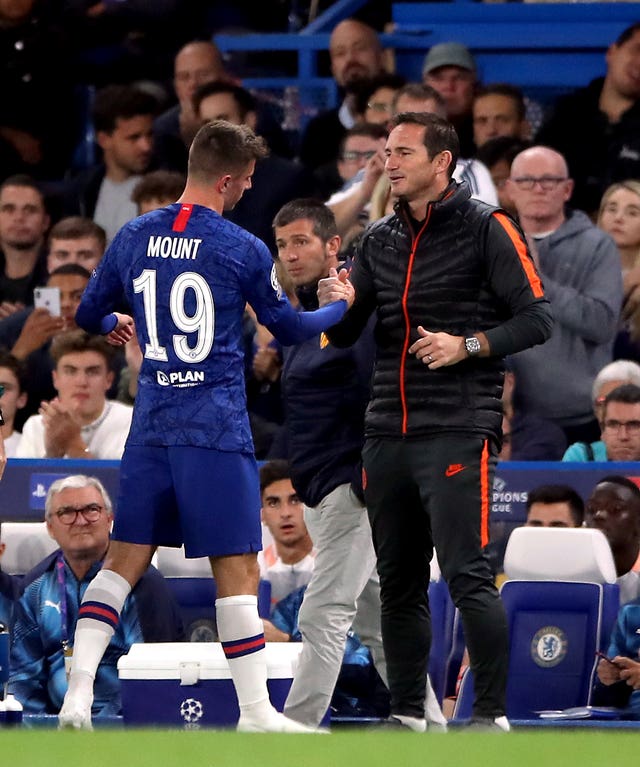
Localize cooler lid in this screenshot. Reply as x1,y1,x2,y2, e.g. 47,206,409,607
118,642,302,682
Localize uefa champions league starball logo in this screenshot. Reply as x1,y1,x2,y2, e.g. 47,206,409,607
180,698,204,726
270,263,283,300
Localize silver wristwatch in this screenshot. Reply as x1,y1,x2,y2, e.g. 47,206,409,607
464,336,481,357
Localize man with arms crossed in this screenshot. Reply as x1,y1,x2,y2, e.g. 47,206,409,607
321,112,552,730
58,121,351,732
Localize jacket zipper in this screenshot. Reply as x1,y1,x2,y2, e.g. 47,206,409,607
399,207,432,435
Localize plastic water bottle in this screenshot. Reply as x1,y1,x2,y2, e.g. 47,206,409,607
0,625,9,693
2,694,23,727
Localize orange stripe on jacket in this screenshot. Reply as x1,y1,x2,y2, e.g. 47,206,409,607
492,212,544,298
480,440,490,547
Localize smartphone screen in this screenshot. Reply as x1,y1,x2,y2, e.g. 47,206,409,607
33,287,61,316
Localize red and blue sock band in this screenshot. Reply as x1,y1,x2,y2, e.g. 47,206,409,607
222,633,265,660
78,601,120,631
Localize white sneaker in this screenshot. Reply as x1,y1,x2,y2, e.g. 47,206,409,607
237,710,325,733
467,715,510,732
493,716,510,732
58,694,94,731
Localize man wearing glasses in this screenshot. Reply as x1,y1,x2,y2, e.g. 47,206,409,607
564,384,640,463
8,475,183,716
507,145,622,448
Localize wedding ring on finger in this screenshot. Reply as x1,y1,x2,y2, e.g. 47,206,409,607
427,354,433,363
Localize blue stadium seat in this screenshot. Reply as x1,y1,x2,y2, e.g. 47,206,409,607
163,577,272,642
428,577,459,705
155,546,272,641
452,527,620,720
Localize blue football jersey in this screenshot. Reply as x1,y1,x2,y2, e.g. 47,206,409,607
76,204,346,451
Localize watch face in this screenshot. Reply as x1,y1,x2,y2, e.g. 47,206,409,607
465,337,481,356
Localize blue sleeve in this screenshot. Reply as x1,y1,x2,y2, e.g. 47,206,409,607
607,603,640,659
75,227,129,334
562,443,587,462
9,583,51,713
239,239,347,346
270,587,306,642
266,299,347,346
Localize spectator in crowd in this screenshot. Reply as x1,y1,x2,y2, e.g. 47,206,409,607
0,351,27,457
193,81,317,251
63,85,157,243
596,595,640,715
592,359,640,424
564,383,640,462
46,217,106,275
422,42,478,157
299,19,387,170
16,330,132,459
536,22,640,215
65,0,188,88
339,125,389,186
153,39,291,173
352,73,407,126
507,146,623,446
315,123,389,201
0,264,93,424
258,461,315,624
597,180,640,362
475,137,531,218
525,484,585,528
153,40,230,173
472,84,531,150
0,175,49,319
0,0,76,180
585,475,640,605
501,367,567,461
131,170,186,215
9,475,183,716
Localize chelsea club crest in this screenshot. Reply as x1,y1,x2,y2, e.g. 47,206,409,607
530,625,568,668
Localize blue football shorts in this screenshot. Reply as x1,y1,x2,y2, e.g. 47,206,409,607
113,444,263,558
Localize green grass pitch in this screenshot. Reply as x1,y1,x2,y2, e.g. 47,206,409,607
1,729,637,767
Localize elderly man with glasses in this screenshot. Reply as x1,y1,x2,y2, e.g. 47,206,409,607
8,475,183,717
507,145,623,448
564,383,640,463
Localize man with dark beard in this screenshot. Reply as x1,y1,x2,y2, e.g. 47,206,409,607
0,175,49,319
298,19,388,171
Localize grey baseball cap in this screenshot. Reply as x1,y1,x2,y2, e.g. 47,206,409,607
422,42,476,76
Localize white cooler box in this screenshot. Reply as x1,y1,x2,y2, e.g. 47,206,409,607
118,642,302,728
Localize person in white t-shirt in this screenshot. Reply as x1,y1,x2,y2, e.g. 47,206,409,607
0,350,27,458
258,460,316,639
17,329,132,460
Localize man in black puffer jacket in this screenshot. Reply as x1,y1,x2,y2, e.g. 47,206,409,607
321,112,553,731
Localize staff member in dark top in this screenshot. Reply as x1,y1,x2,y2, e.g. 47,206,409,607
320,111,553,730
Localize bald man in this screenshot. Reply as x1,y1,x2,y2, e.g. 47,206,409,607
299,19,387,170
153,40,293,171
507,145,623,447
153,41,230,172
